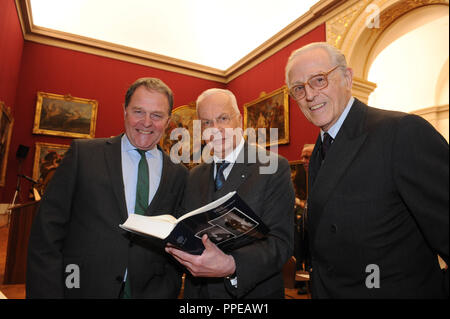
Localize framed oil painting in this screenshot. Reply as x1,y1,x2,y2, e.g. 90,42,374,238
289,160,308,201
243,86,289,147
0,102,14,187
160,102,200,169
33,91,98,138
32,142,70,195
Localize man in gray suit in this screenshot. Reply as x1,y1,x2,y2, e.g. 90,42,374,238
285,42,448,298
27,78,188,298
166,88,295,298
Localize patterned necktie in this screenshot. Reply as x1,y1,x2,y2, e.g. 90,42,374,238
321,133,334,160
135,149,149,215
215,161,230,191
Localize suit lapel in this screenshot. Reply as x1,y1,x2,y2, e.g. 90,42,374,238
146,147,168,216
104,134,129,223
308,100,368,238
194,162,216,205
308,135,322,189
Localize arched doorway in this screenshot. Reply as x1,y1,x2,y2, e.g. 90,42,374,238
326,0,449,141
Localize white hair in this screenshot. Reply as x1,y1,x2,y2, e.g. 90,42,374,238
196,88,240,115
285,42,348,88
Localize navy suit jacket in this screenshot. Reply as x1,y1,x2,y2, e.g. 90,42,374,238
181,142,295,298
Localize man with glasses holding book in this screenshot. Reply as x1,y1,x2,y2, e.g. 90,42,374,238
166,88,295,299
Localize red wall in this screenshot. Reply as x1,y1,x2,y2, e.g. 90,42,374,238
0,2,325,203
2,42,225,202
229,24,325,160
0,0,24,107
0,0,24,201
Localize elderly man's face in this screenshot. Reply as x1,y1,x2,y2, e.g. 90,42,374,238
288,48,353,132
197,92,242,159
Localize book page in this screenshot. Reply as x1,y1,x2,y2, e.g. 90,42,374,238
120,213,177,239
177,191,236,223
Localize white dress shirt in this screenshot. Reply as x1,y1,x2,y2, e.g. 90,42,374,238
121,134,163,215
320,96,355,142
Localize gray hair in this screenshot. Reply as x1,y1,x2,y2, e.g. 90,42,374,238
124,77,174,114
196,88,240,115
285,42,348,88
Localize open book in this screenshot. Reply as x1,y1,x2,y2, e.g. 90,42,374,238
119,191,269,254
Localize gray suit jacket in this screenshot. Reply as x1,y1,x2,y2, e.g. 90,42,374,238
181,142,295,298
308,99,449,298
27,134,188,298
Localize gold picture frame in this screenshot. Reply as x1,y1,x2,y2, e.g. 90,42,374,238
0,101,14,187
160,102,199,169
243,86,289,146
32,142,70,195
33,91,98,138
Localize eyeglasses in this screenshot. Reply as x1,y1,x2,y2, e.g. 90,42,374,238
200,113,238,128
289,65,341,100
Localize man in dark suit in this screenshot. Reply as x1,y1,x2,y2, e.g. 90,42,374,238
166,88,295,298
27,78,188,298
285,42,449,298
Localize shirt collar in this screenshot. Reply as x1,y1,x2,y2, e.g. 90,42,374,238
321,96,354,141
121,134,159,158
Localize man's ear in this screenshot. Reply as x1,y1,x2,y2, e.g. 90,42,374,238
344,67,354,90
163,114,171,129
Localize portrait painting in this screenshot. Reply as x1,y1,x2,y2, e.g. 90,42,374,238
32,142,70,195
33,91,98,138
160,102,200,169
0,102,14,187
243,86,289,147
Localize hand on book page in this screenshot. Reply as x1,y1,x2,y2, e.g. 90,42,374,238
165,234,236,278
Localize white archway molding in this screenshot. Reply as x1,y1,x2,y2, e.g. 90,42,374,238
367,9,449,112
326,0,449,141
326,0,448,100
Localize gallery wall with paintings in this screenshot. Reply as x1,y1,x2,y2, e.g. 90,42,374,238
0,1,324,203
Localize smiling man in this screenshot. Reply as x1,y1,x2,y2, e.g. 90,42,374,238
166,88,295,299
285,42,449,298
27,78,188,298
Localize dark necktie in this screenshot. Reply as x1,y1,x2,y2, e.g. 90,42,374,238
321,133,334,160
134,149,149,215
123,149,149,299
215,161,230,191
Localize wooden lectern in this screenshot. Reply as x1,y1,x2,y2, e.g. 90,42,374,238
3,201,39,284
